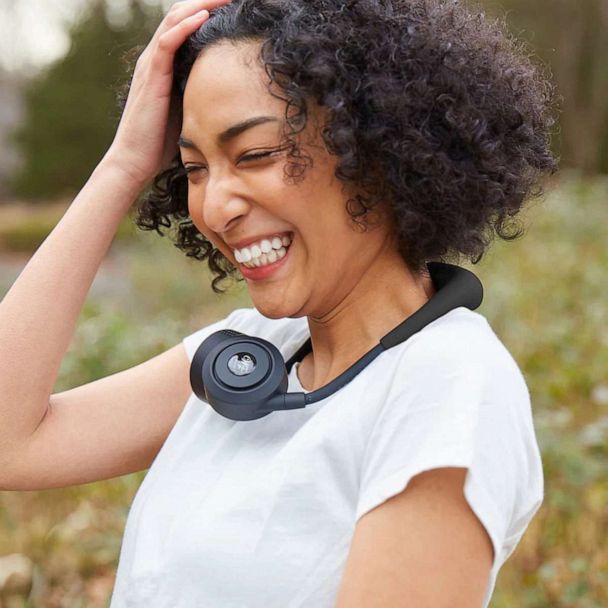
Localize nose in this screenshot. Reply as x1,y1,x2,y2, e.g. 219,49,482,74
199,173,250,234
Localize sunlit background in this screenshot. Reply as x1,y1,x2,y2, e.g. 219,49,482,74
0,1,606,606
0,0,178,70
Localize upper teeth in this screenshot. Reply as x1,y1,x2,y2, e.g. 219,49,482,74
234,234,292,264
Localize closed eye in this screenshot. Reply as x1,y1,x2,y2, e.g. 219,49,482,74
184,165,205,175
239,149,281,162
183,149,284,179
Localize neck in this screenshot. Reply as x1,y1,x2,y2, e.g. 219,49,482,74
298,248,436,392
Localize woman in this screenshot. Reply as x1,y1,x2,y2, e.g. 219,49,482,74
0,0,557,605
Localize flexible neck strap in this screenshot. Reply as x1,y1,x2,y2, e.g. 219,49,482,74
284,262,483,405
380,262,483,348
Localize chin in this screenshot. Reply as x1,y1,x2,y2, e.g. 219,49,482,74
250,293,306,321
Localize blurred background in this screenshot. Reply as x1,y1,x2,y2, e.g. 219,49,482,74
0,0,606,606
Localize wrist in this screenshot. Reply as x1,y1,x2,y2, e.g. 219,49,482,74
97,150,152,194
79,156,148,217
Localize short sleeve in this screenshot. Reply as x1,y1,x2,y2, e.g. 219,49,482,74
356,337,544,570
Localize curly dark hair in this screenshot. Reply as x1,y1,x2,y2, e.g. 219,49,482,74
125,0,559,293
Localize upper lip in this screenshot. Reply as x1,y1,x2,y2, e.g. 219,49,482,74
226,231,293,251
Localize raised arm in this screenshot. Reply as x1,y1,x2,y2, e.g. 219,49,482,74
0,0,231,491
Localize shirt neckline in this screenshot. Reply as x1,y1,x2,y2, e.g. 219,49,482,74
290,361,310,394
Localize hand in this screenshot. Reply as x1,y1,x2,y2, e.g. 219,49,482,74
104,0,232,188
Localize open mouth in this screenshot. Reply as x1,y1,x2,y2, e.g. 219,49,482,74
234,233,293,269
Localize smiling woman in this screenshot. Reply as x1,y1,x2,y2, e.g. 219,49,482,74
109,0,556,605
0,0,557,607
174,39,405,321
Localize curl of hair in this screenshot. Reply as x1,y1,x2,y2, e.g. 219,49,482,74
119,0,559,293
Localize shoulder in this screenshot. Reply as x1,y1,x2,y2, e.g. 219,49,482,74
380,307,537,466
402,306,517,366
388,306,530,410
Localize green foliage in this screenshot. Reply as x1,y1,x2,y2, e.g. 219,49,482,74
8,0,161,201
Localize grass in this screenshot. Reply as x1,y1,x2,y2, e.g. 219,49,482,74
0,169,606,607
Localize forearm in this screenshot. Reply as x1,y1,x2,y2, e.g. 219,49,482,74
0,157,144,450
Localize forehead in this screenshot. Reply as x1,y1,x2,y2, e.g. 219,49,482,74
182,41,285,137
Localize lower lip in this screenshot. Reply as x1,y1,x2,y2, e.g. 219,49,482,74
239,246,291,281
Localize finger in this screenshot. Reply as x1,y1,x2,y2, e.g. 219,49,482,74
153,9,212,77
155,0,232,40
151,0,207,44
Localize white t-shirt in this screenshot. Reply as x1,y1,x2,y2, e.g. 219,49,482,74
109,306,544,608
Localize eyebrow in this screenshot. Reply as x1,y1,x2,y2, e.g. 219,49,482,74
178,115,279,150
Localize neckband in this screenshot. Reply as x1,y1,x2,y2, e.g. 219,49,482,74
283,261,483,404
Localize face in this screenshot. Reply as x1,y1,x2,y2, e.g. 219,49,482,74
180,40,394,319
